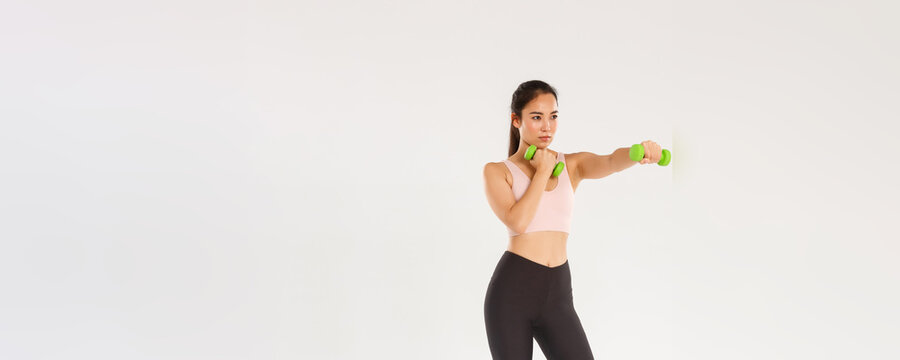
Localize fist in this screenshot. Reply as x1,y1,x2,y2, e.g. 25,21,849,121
639,140,662,165
528,147,557,176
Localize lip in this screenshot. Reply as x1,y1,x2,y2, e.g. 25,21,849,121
539,136,551,141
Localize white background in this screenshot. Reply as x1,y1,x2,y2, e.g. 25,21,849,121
2,0,898,359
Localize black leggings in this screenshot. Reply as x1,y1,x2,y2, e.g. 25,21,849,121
484,251,594,360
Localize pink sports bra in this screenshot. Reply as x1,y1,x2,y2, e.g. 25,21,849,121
502,151,575,236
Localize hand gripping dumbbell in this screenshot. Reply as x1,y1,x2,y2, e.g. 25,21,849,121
629,143,672,166
524,145,565,177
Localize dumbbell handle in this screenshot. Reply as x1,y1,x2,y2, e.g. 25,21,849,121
524,145,565,177
629,144,672,166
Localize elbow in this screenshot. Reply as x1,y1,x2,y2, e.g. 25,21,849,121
504,207,529,234
509,217,528,235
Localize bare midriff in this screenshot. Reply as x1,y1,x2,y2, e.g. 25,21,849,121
507,231,568,268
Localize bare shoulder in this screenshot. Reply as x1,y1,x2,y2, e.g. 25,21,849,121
562,152,587,188
562,150,582,169
563,151,587,164
483,161,512,186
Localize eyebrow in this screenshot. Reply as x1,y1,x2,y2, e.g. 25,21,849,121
528,111,559,115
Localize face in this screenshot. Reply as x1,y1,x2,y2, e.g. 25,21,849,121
512,92,558,148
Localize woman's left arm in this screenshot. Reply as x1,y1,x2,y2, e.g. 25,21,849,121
576,140,662,179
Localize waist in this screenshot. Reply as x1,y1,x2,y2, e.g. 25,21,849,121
507,232,568,268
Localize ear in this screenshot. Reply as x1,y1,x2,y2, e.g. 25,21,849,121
511,113,519,128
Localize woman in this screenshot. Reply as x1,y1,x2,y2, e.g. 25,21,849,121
482,80,662,359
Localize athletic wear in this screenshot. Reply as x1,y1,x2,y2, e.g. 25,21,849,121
502,151,574,236
484,250,594,359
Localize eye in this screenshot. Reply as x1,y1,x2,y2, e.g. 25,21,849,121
552,115,558,119
532,116,540,120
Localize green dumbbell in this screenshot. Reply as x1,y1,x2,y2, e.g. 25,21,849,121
629,143,672,166
524,145,565,177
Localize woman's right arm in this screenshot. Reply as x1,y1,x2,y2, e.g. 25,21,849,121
483,162,552,234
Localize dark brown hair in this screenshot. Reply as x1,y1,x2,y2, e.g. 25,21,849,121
509,80,558,156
